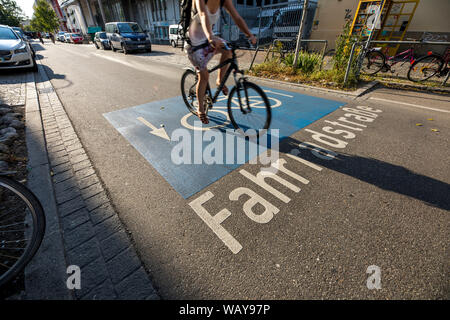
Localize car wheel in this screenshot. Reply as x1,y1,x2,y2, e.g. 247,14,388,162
31,58,38,72
147,47,152,53
112,44,116,52
94,42,99,49
171,40,176,48
122,44,128,55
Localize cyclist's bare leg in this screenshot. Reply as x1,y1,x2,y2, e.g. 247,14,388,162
196,68,209,124
216,46,232,95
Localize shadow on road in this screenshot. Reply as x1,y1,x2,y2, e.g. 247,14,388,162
135,50,174,57
279,136,450,211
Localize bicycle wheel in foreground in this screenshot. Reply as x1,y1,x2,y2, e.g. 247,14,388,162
0,177,45,287
360,50,385,75
227,81,271,137
180,69,198,115
408,54,444,82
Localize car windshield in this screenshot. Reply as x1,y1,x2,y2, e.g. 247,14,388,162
0,27,18,40
12,28,25,37
118,23,143,33
98,32,107,39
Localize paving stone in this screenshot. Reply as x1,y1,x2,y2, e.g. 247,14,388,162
89,202,115,225
75,167,95,180
52,169,74,184
78,174,100,190
56,186,81,205
51,161,72,175
81,279,117,300
54,176,78,194
106,247,141,284
47,143,65,154
100,230,130,261
85,192,110,212
62,208,90,232
93,214,123,241
49,154,69,166
58,195,85,217
66,142,83,153
74,257,109,299
72,159,91,172
70,153,89,165
116,268,155,300
69,148,85,158
66,236,102,268
63,221,95,251
80,182,103,200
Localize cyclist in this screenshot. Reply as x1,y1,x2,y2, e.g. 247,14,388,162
185,0,256,124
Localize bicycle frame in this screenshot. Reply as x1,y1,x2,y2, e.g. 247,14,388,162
384,47,415,68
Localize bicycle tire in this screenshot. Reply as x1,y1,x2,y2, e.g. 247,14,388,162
181,69,198,115
227,81,271,136
360,50,385,75
0,177,45,287
407,54,444,82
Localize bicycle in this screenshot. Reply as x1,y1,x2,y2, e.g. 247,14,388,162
360,46,416,75
407,47,450,83
0,172,45,287
181,42,271,136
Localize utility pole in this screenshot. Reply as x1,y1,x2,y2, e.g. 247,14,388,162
293,0,309,68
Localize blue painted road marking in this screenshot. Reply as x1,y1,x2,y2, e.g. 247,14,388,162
104,86,345,198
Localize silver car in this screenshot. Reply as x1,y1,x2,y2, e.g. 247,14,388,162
0,25,37,72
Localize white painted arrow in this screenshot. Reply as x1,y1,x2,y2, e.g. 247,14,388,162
137,116,170,141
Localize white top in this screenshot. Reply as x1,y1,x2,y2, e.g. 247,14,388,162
188,5,220,46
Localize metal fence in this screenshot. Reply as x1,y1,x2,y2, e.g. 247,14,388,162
220,0,317,49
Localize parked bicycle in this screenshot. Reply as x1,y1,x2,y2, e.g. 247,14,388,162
181,42,271,136
360,45,416,76
0,172,45,287
407,47,450,83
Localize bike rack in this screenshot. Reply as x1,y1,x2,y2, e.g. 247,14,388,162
344,39,450,86
249,38,328,71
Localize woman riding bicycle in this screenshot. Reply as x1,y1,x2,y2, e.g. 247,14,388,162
185,0,256,124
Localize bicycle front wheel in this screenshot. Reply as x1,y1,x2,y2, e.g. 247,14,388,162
227,81,271,136
408,54,444,82
360,50,385,75
180,69,198,115
0,177,45,287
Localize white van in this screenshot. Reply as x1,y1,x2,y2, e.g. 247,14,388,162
169,24,182,48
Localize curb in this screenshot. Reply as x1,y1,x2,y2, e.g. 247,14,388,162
375,80,450,94
247,76,379,99
24,71,73,300
22,57,159,300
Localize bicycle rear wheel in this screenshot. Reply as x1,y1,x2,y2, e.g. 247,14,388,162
227,81,271,136
360,51,385,75
408,54,444,82
180,69,198,115
0,177,45,287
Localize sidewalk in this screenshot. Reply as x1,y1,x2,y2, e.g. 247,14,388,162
1,65,159,299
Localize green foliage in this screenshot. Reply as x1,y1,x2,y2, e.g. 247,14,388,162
0,0,25,27
284,51,322,74
30,0,59,32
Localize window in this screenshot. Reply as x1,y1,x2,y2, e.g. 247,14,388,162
0,27,18,40
246,0,253,6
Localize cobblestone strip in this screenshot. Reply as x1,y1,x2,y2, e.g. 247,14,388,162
35,61,159,300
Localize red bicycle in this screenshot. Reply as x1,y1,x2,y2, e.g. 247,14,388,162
407,47,450,83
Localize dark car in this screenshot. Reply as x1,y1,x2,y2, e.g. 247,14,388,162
94,32,110,50
105,22,151,54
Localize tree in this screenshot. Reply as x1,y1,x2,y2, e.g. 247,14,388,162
0,0,25,26
30,0,59,32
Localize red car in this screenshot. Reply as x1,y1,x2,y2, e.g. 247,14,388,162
70,33,83,44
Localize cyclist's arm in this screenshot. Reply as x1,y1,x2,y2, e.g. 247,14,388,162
223,0,254,40
195,0,214,42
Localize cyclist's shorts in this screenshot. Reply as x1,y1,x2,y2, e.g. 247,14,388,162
185,38,225,71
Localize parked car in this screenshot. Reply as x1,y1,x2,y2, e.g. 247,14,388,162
44,32,50,39
11,26,35,58
169,24,182,48
105,22,151,54
94,31,110,50
69,33,84,44
57,31,65,41
0,25,37,72
64,33,72,42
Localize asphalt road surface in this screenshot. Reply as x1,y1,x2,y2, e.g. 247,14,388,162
32,41,449,299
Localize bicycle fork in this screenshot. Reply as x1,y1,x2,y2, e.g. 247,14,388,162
234,71,251,115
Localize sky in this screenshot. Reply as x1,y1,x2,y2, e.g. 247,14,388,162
16,0,35,19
